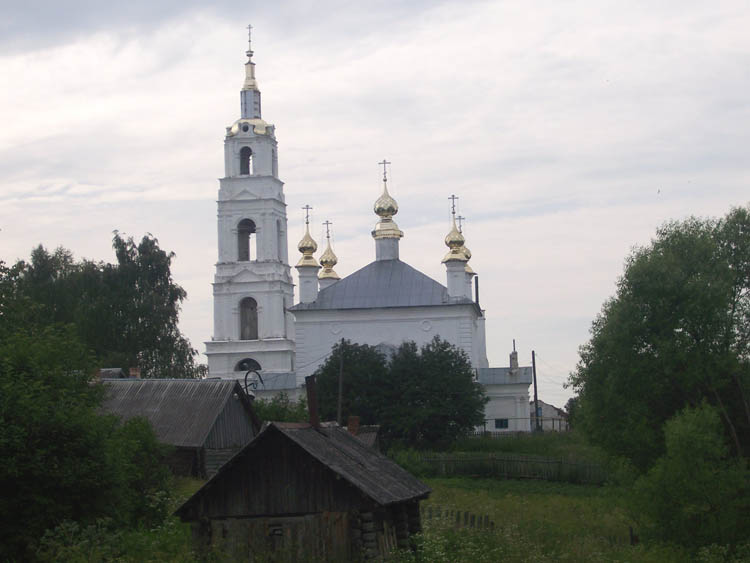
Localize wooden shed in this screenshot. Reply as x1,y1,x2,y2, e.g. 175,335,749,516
101,378,260,477
175,421,431,561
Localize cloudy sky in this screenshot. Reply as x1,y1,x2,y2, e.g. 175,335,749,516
2,1,749,407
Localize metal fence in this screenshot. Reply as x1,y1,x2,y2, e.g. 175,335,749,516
476,417,570,434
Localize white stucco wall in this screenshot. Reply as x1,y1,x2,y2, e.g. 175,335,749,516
293,303,488,385
482,384,531,432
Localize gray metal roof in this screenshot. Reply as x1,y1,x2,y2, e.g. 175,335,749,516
477,366,533,385
290,259,475,311
177,422,430,515
101,379,247,448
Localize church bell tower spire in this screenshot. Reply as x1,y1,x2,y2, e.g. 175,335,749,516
206,27,294,380
241,24,261,118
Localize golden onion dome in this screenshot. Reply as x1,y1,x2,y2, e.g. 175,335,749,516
374,183,399,218
372,182,404,240
295,225,319,268
442,217,469,263
445,218,465,249
462,243,475,274
318,240,340,280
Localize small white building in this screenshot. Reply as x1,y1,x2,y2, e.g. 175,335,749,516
531,400,569,431
205,30,530,429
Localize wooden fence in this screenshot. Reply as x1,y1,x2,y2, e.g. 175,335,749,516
421,505,494,530
416,452,607,485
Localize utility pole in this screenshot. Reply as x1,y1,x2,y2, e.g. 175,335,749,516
337,338,344,426
532,350,541,432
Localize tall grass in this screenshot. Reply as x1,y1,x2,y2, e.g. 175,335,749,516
390,478,689,563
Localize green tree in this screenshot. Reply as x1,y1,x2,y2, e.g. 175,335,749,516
384,338,487,448
315,337,486,449
568,206,750,469
252,391,308,423
315,339,390,426
11,233,197,378
632,404,749,549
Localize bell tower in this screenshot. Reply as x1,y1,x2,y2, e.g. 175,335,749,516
205,27,295,379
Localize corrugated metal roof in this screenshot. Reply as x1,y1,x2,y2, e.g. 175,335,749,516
477,366,533,385
177,422,430,515
101,379,245,448
290,259,474,311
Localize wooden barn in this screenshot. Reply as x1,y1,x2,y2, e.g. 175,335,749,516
175,421,431,561
101,378,260,478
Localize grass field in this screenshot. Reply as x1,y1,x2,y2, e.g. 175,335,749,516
394,477,692,563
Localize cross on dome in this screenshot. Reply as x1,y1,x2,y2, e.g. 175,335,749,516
378,159,391,183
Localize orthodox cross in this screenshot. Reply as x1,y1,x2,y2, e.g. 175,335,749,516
302,204,312,225
449,194,459,216
457,215,465,233
378,159,391,183
247,24,253,46
323,220,333,240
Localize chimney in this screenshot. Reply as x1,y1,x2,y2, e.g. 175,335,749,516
129,367,141,379
509,339,519,373
347,415,360,436
305,375,320,429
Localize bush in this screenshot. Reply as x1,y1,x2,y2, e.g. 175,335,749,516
252,391,308,423
0,328,172,559
632,404,750,549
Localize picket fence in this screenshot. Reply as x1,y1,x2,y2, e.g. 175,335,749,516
421,505,494,530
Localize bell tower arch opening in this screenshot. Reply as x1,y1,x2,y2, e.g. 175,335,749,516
237,219,256,261
239,297,258,340
240,146,253,175
235,358,261,372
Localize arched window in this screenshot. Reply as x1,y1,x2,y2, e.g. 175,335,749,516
237,219,256,261
235,358,261,372
240,146,253,175
239,297,258,340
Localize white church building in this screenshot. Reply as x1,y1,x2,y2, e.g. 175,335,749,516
205,31,531,432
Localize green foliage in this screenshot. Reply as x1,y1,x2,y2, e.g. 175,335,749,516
385,338,488,448
315,337,487,449
569,206,750,469
316,339,390,425
632,404,750,549
7,233,197,378
0,328,172,560
450,429,607,463
35,517,198,563
252,391,308,422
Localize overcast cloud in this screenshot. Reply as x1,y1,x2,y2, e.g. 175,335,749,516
2,0,749,407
